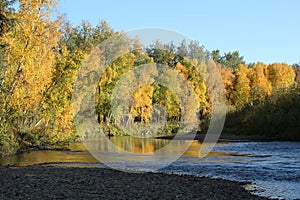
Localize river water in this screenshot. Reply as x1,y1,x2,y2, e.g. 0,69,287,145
0,137,299,199
163,141,300,200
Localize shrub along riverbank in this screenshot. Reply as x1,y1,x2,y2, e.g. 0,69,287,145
223,87,300,141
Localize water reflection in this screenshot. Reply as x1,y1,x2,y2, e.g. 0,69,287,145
0,143,97,166
109,136,172,154
85,136,194,154
0,137,203,166
1,136,262,167
0,137,233,166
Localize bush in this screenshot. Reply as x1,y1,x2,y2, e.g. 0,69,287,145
224,87,300,141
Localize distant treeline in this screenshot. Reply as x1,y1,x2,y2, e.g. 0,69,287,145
0,0,299,157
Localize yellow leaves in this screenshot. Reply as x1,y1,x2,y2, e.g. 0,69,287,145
267,63,295,89
219,65,234,87
233,64,251,108
45,46,86,139
175,62,188,78
175,61,209,115
219,64,235,104
164,88,180,118
131,85,154,123
248,62,272,101
106,66,117,83
9,1,59,98
230,62,296,108
0,0,62,137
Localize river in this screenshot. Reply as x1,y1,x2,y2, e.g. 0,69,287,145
0,137,299,199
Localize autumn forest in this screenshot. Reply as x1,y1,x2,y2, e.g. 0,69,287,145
1,0,299,157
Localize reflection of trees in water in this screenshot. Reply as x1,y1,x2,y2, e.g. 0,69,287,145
110,137,171,154
84,136,192,154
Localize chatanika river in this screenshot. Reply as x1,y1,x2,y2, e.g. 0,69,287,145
1,136,299,199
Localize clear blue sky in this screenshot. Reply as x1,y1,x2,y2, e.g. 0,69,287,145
59,0,300,64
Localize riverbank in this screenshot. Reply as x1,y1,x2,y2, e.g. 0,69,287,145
155,133,276,142
0,165,265,200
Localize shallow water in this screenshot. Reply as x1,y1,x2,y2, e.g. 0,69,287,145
0,137,299,199
163,142,300,200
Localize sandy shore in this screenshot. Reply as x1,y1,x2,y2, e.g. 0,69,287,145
0,165,266,200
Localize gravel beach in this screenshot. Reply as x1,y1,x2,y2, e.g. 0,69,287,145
0,166,266,200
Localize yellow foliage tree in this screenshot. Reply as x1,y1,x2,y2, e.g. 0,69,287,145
218,64,235,105
266,63,295,89
249,62,272,101
45,46,85,142
175,62,188,78
233,64,251,108
131,85,154,123
176,61,209,116
0,0,61,141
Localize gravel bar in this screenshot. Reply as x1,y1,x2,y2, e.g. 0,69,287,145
0,166,266,200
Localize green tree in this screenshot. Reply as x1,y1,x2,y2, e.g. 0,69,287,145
152,84,180,121
97,52,136,124
61,20,114,54
187,41,209,62
212,50,222,65
146,41,176,67
212,50,245,69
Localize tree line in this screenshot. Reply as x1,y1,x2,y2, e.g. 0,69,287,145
1,0,299,157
